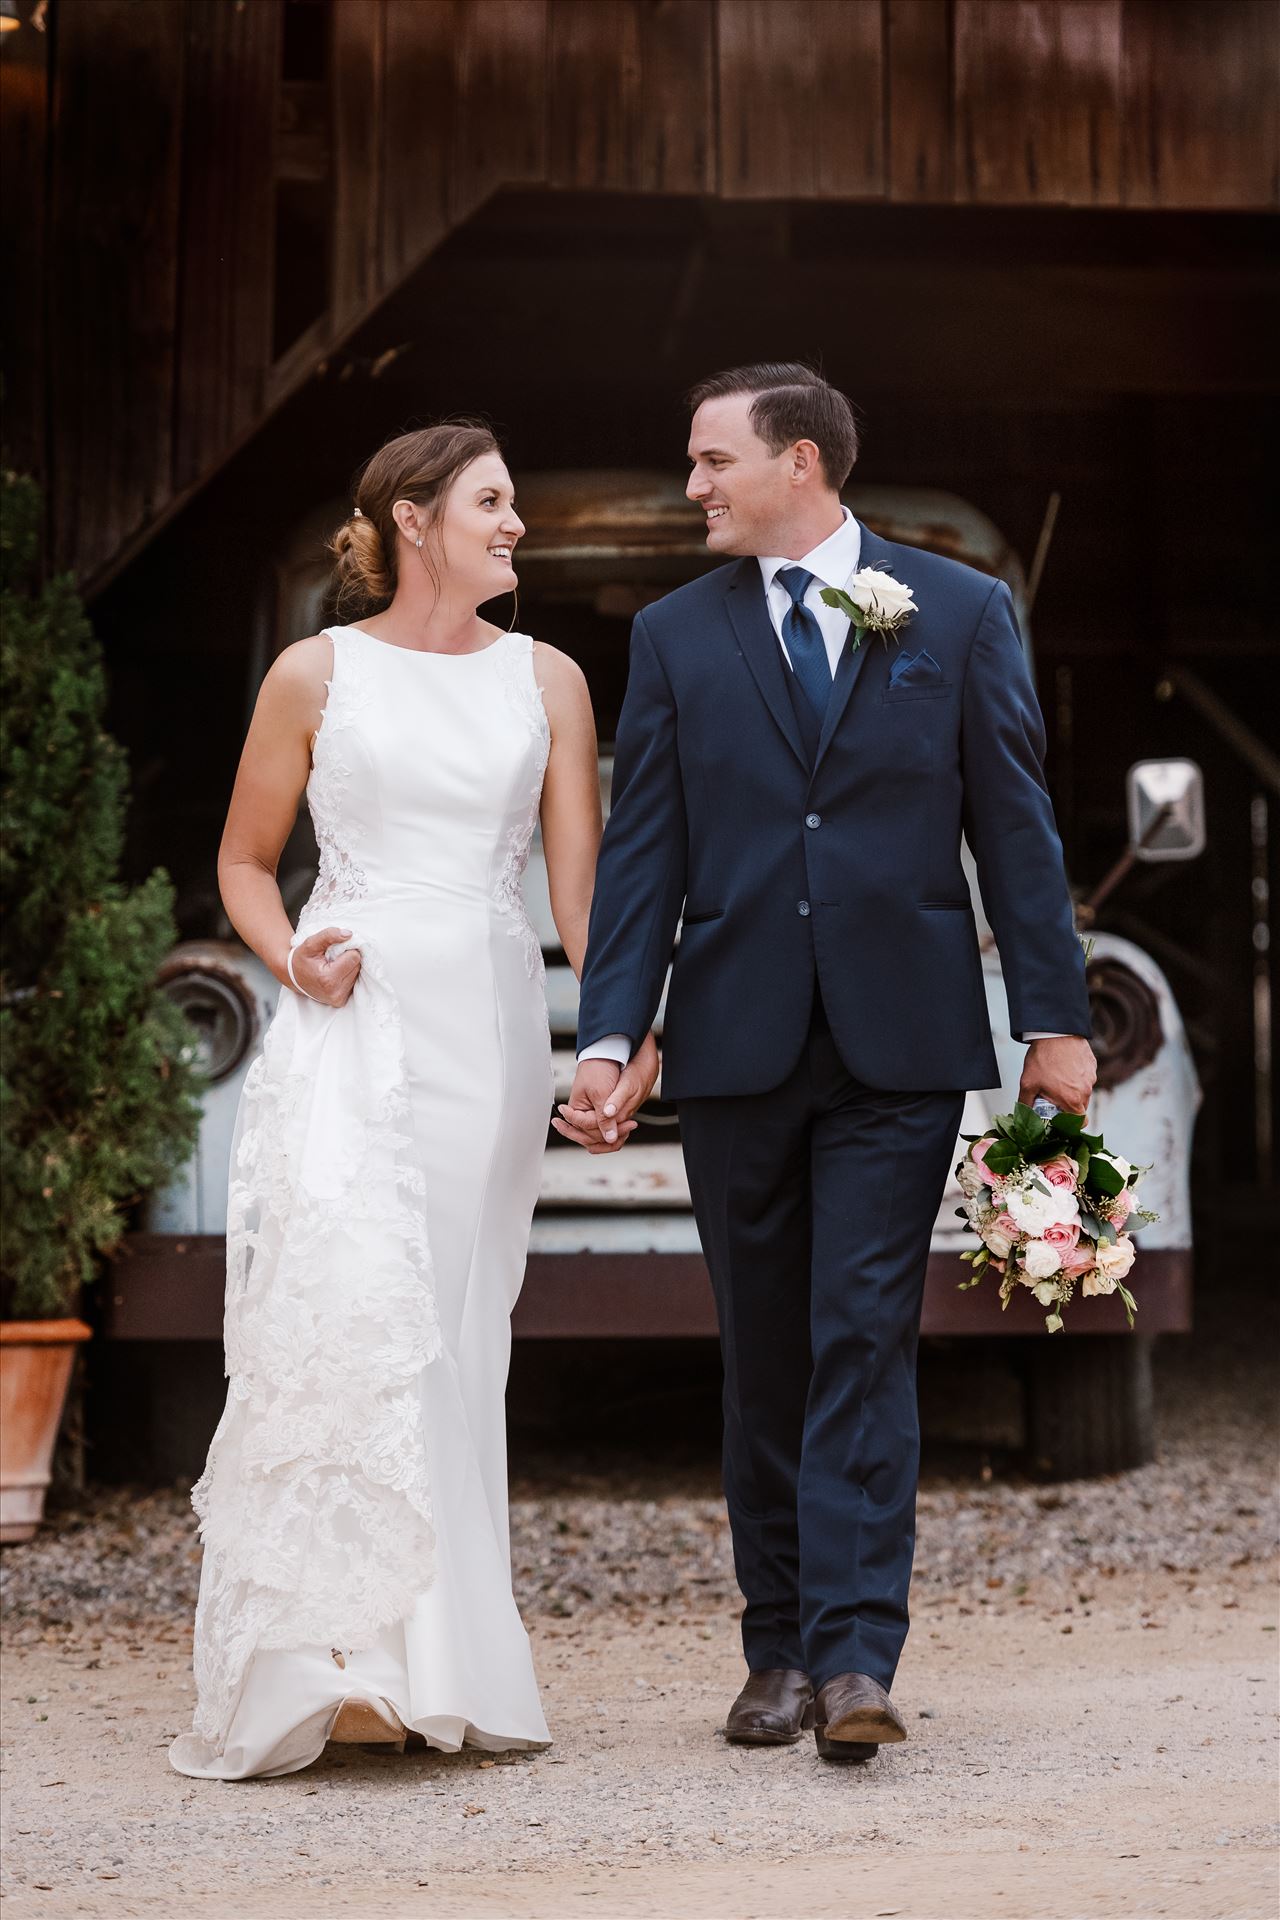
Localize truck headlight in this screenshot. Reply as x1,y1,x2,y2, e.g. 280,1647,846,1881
156,943,259,1083
1085,959,1162,1090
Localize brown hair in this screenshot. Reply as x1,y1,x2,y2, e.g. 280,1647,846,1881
686,362,858,490
329,420,501,616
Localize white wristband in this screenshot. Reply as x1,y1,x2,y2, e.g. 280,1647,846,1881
286,947,317,1001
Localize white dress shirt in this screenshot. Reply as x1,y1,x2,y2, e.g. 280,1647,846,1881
578,509,1067,1067
759,505,862,675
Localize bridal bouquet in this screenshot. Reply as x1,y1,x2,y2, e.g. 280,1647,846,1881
955,1104,1157,1333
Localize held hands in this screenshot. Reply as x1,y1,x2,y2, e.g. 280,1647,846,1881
288,925,362,1006
1018,1035,1097,1117
552,1032,661,1154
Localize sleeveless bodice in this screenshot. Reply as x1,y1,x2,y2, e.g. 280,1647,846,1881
299,626,551,975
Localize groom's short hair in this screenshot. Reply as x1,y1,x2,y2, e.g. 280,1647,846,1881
686,363,858,490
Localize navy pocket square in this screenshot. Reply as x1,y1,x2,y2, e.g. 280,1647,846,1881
889,648,941,689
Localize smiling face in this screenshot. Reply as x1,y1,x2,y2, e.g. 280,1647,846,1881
686,393,811,558
433,451,525,601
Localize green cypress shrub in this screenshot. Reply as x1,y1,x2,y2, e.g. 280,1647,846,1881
1,469,201,1319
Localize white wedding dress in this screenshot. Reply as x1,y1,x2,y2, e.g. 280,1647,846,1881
170,625,554,1779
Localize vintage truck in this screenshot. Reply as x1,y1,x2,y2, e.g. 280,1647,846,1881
126,474,1201,1477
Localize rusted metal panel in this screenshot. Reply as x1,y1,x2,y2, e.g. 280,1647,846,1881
955,0,1123,205
101,1235,1192,1340
718,0,885,201
512,471,1028,610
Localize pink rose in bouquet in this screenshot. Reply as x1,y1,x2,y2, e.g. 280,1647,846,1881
969,1137,999,1184
981,1210,1020,1259
1107,1187,1134,1227
1041,1218,1081,1257
1040,1154,1078,1190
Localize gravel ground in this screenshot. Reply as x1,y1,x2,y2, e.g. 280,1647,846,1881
4,1330,1276,1642
2,1323,1277,1918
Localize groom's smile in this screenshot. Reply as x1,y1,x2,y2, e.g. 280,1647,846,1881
686,390,831,560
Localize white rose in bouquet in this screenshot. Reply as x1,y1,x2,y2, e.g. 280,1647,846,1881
1022,1239,1062,1281
983,1223,1015,1259
957,1157,986,1199
1081,1268,1116,1297
1006,1182,1079,1237
1093,1235,1136,1281
1032,1280,1060,1307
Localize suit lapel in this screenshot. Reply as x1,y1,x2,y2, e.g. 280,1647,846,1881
812,522,895,774
724,560,809,770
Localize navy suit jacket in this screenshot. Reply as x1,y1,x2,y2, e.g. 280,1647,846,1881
577,523,1091,1099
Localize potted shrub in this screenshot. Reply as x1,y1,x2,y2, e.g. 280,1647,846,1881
1,469,200,1541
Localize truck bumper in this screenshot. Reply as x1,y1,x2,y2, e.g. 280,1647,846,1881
104,1237,1193,1340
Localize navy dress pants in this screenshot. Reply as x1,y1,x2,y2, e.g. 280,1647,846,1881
677,995,964,1692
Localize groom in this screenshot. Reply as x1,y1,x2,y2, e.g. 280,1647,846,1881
557,364,1095,1762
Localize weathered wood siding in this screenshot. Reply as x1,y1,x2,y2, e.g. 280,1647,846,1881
3,0,1275,588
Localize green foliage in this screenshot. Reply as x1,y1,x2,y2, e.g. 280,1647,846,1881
1,470,200,1318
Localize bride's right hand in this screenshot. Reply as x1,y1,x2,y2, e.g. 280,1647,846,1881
289,926,362,1006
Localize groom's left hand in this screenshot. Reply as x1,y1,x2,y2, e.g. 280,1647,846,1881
1018,1035,1097,1116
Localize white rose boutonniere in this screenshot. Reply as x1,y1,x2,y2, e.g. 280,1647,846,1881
820,569,917,650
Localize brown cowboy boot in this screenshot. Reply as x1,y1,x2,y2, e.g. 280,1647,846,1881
811,1672,906,1762
723,1669,814,1746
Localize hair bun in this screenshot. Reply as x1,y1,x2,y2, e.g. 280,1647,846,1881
329,511,391,616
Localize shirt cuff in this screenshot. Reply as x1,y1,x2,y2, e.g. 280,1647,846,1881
577,1033,633,1068
1023,1032,1071,1041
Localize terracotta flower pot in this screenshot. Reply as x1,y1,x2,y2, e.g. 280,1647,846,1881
0,1319,91,1544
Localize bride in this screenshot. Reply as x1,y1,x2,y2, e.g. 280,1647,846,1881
170,422,656,1779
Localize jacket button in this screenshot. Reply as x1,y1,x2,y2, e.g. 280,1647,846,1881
797,900,811,916
805,812,821,829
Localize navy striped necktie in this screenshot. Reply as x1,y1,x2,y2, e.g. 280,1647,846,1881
778,567,833,719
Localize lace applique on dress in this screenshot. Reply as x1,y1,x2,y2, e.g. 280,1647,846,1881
187,939,442,1752
184,628,443,1754
492,634,551,980
298,628,372,937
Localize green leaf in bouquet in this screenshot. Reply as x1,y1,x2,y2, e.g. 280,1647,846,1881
1005,1104,1050,1152
1087,1157,1126,1197
1078,1205,1111,1244
1116,1280,1137,1330
1072,1144,1091,1183
1049,1110,1086,1137
983,1139,1022,1177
